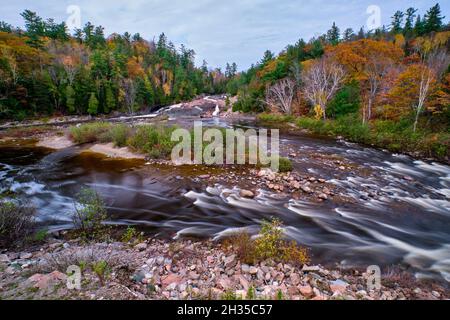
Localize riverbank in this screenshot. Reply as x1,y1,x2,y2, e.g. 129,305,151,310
257,114,450,164
1,236,448,300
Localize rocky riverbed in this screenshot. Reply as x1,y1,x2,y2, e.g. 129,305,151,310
0,237,448,300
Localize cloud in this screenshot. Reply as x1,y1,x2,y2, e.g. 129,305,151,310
2,0,449,70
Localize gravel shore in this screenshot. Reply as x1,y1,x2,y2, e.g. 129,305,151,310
1,237,447,300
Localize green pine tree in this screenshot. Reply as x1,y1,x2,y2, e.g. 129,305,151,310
423,3,444,33
66,85,76,114
391,11,404,34
105,85,115,113
327,22,340,45
414,15,426,36
404,8,418,37
87,92,99,115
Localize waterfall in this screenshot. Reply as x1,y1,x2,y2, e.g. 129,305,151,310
213,105,220,117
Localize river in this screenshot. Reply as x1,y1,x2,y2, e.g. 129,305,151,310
0,116,449,283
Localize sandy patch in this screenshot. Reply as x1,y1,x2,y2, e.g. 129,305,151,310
86,143,145,160
36,135,74,150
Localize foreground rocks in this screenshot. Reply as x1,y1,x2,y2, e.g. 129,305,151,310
0,238,447,300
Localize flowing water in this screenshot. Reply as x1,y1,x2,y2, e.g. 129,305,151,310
0,117,449,283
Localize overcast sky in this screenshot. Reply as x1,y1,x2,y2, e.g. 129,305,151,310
2,0,449,70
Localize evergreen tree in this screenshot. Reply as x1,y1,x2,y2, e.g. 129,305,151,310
74,28,84,43
357,27,366,39
20,10,46,47
391,10,404,34
87,92,99,115
343,28,355,42
326,22,340,45
260,50,274,66
105,85,115,113
309,39,324,58
83,22,94,44
0,21,13,33
404,8,418,37
66,85,76,113
423,3,444,33
414,15,426,36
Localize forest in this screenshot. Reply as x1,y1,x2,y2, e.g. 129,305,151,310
0,4,449,158
0,10,237,119
229,3,450,159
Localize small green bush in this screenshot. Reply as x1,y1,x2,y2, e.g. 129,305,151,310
227,218,310,266
121,226,142,243
72,188,109,241
92,260,109,285
278,157,293,173
0,201,36,247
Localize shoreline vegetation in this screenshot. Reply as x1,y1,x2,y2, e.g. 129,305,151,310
257,113,450,163
0,113,446,165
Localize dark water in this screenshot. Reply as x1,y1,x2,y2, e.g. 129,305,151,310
0,119,449,283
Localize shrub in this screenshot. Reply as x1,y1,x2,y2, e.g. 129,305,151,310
278,157,293,173
227,218,310,266
121,226,142,243
280,240,310,267
225,232,255,264
38,244,120,275
92,260,109,285
0,201,36,248
0,126,53,139
127,125,178,159
254,218,284,260
72,188,109,241
100,123,131,147
246,287,256,300
296,115,449,161
221,290,243,300
70,122,112,144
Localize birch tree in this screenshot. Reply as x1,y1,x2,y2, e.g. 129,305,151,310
120,78,137,118
266,78,296,115
302,57,345,119
413,49,450,131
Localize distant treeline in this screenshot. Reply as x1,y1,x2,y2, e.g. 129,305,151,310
229,3,450,129
0,10,238,119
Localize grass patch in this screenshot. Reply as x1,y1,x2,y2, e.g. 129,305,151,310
69,122,178,159
69,122,112,144
0,126,53,139
225,218,310,266
100,123,131,147
257,113,294,124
